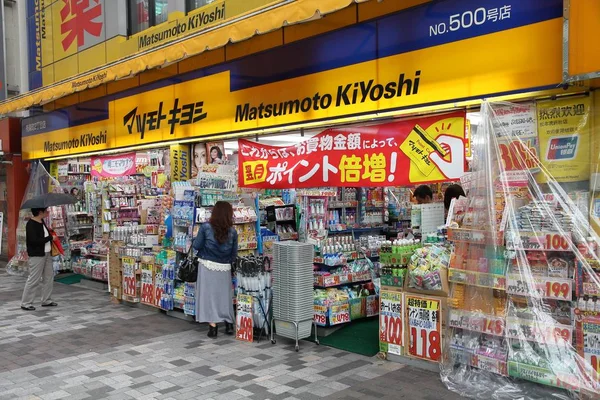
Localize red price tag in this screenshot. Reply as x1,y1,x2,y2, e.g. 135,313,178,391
498,140,538,171
141,283,154,304
409,326,441,361
544,280,572,300
544,233,570,251
331,304,350,325
314,305,327,326
380,315,403,345
483,317,505,336
236,315,253,342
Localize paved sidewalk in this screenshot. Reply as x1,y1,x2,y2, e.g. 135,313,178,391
0,268,462,400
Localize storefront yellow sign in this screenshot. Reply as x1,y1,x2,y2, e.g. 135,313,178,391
536,97,591,183
22,17,563,160
567,0,600,78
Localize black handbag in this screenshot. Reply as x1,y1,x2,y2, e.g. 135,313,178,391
178,249,199,283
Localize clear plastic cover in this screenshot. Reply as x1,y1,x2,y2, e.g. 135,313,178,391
441,100,600,399
6,162,61,276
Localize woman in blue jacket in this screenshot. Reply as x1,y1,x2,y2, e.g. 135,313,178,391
193,201,238,337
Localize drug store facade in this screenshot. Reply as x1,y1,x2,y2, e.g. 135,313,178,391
4,0,600,397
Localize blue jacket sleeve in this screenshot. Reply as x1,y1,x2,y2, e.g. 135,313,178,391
231,229,238,264
193,225,205,256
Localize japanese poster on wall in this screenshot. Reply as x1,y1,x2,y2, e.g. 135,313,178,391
380,291,404,355
406,295,441,362
91,152,137,178
238,112,466,189
536,97,591,183
236,294,253,343
492,102,540,172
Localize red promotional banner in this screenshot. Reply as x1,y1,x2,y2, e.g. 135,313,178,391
238,112,466,189
91,152,137,178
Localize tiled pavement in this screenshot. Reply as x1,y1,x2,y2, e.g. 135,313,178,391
0,267,463,400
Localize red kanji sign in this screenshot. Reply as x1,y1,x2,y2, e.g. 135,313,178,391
238,112,467,189
60,0,103,51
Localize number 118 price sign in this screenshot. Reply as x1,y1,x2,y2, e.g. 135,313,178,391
406,295,442,362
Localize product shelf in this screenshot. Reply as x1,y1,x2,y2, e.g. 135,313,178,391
314,270,371,287
448,268,507,290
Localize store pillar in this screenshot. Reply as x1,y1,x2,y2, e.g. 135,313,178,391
0,118,27,259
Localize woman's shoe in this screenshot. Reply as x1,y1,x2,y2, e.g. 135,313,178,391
225,322,234,335
207,324,218,338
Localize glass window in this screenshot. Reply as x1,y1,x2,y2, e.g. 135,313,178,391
129,0,170,35
129,0,150,34
155,0,169,25
187,0,217,13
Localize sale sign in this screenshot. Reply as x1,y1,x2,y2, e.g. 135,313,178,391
122,263,137,298
492,102,540,172
575,311,600,379
506,275,573,301
140,264,154,306
91,152,137,178
448,309,505,337
236,294,253,343
330,303,351,325
506,231,572,252
379,291,404,355
238,112,466,189
314,304,328,327
506,317,573,344
406,295,441,362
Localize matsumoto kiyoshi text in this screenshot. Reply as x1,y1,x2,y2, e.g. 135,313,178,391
235,71,422,122
43,131,108,153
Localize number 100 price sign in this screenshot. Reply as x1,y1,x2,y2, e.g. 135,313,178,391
379,291,404,355
406,295,442,362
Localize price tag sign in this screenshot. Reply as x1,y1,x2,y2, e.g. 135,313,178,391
506,275,572,301
471,354,508,377
140,265,154,306
379,291,404,355
153,267,163,308
236,294,253,343
122,264,137,297
406,295,441,362
507,232,571,251
506,317,573,343
330,303,350,325
314,304,328,326
448,310,505,337
366,295,379,318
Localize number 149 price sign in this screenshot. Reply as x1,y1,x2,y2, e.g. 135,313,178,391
406,295,442,362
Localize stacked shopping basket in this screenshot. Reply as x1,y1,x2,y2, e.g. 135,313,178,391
271,241,319,351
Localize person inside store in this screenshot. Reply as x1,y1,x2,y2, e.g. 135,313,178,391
413,185,433,204
20,208,58,311
208,146,224,164
444,184,466,212
193,201,237,338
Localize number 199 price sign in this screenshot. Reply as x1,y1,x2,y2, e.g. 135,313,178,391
406,295,442,362
379,291,404,355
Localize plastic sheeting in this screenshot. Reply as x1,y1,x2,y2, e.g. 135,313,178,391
6,162,63,276
441,100,600,399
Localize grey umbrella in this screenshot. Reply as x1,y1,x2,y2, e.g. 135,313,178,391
20,193,78,210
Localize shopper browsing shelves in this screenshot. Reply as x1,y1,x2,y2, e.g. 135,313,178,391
193,201,237,337
413,185,433,204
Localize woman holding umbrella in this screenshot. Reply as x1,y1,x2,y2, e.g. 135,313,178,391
19,192,76,311
20,208,58,311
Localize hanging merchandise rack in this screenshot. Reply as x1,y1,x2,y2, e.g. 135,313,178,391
235,254,272,342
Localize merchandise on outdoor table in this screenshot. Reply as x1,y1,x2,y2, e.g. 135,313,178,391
407,244,449,291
